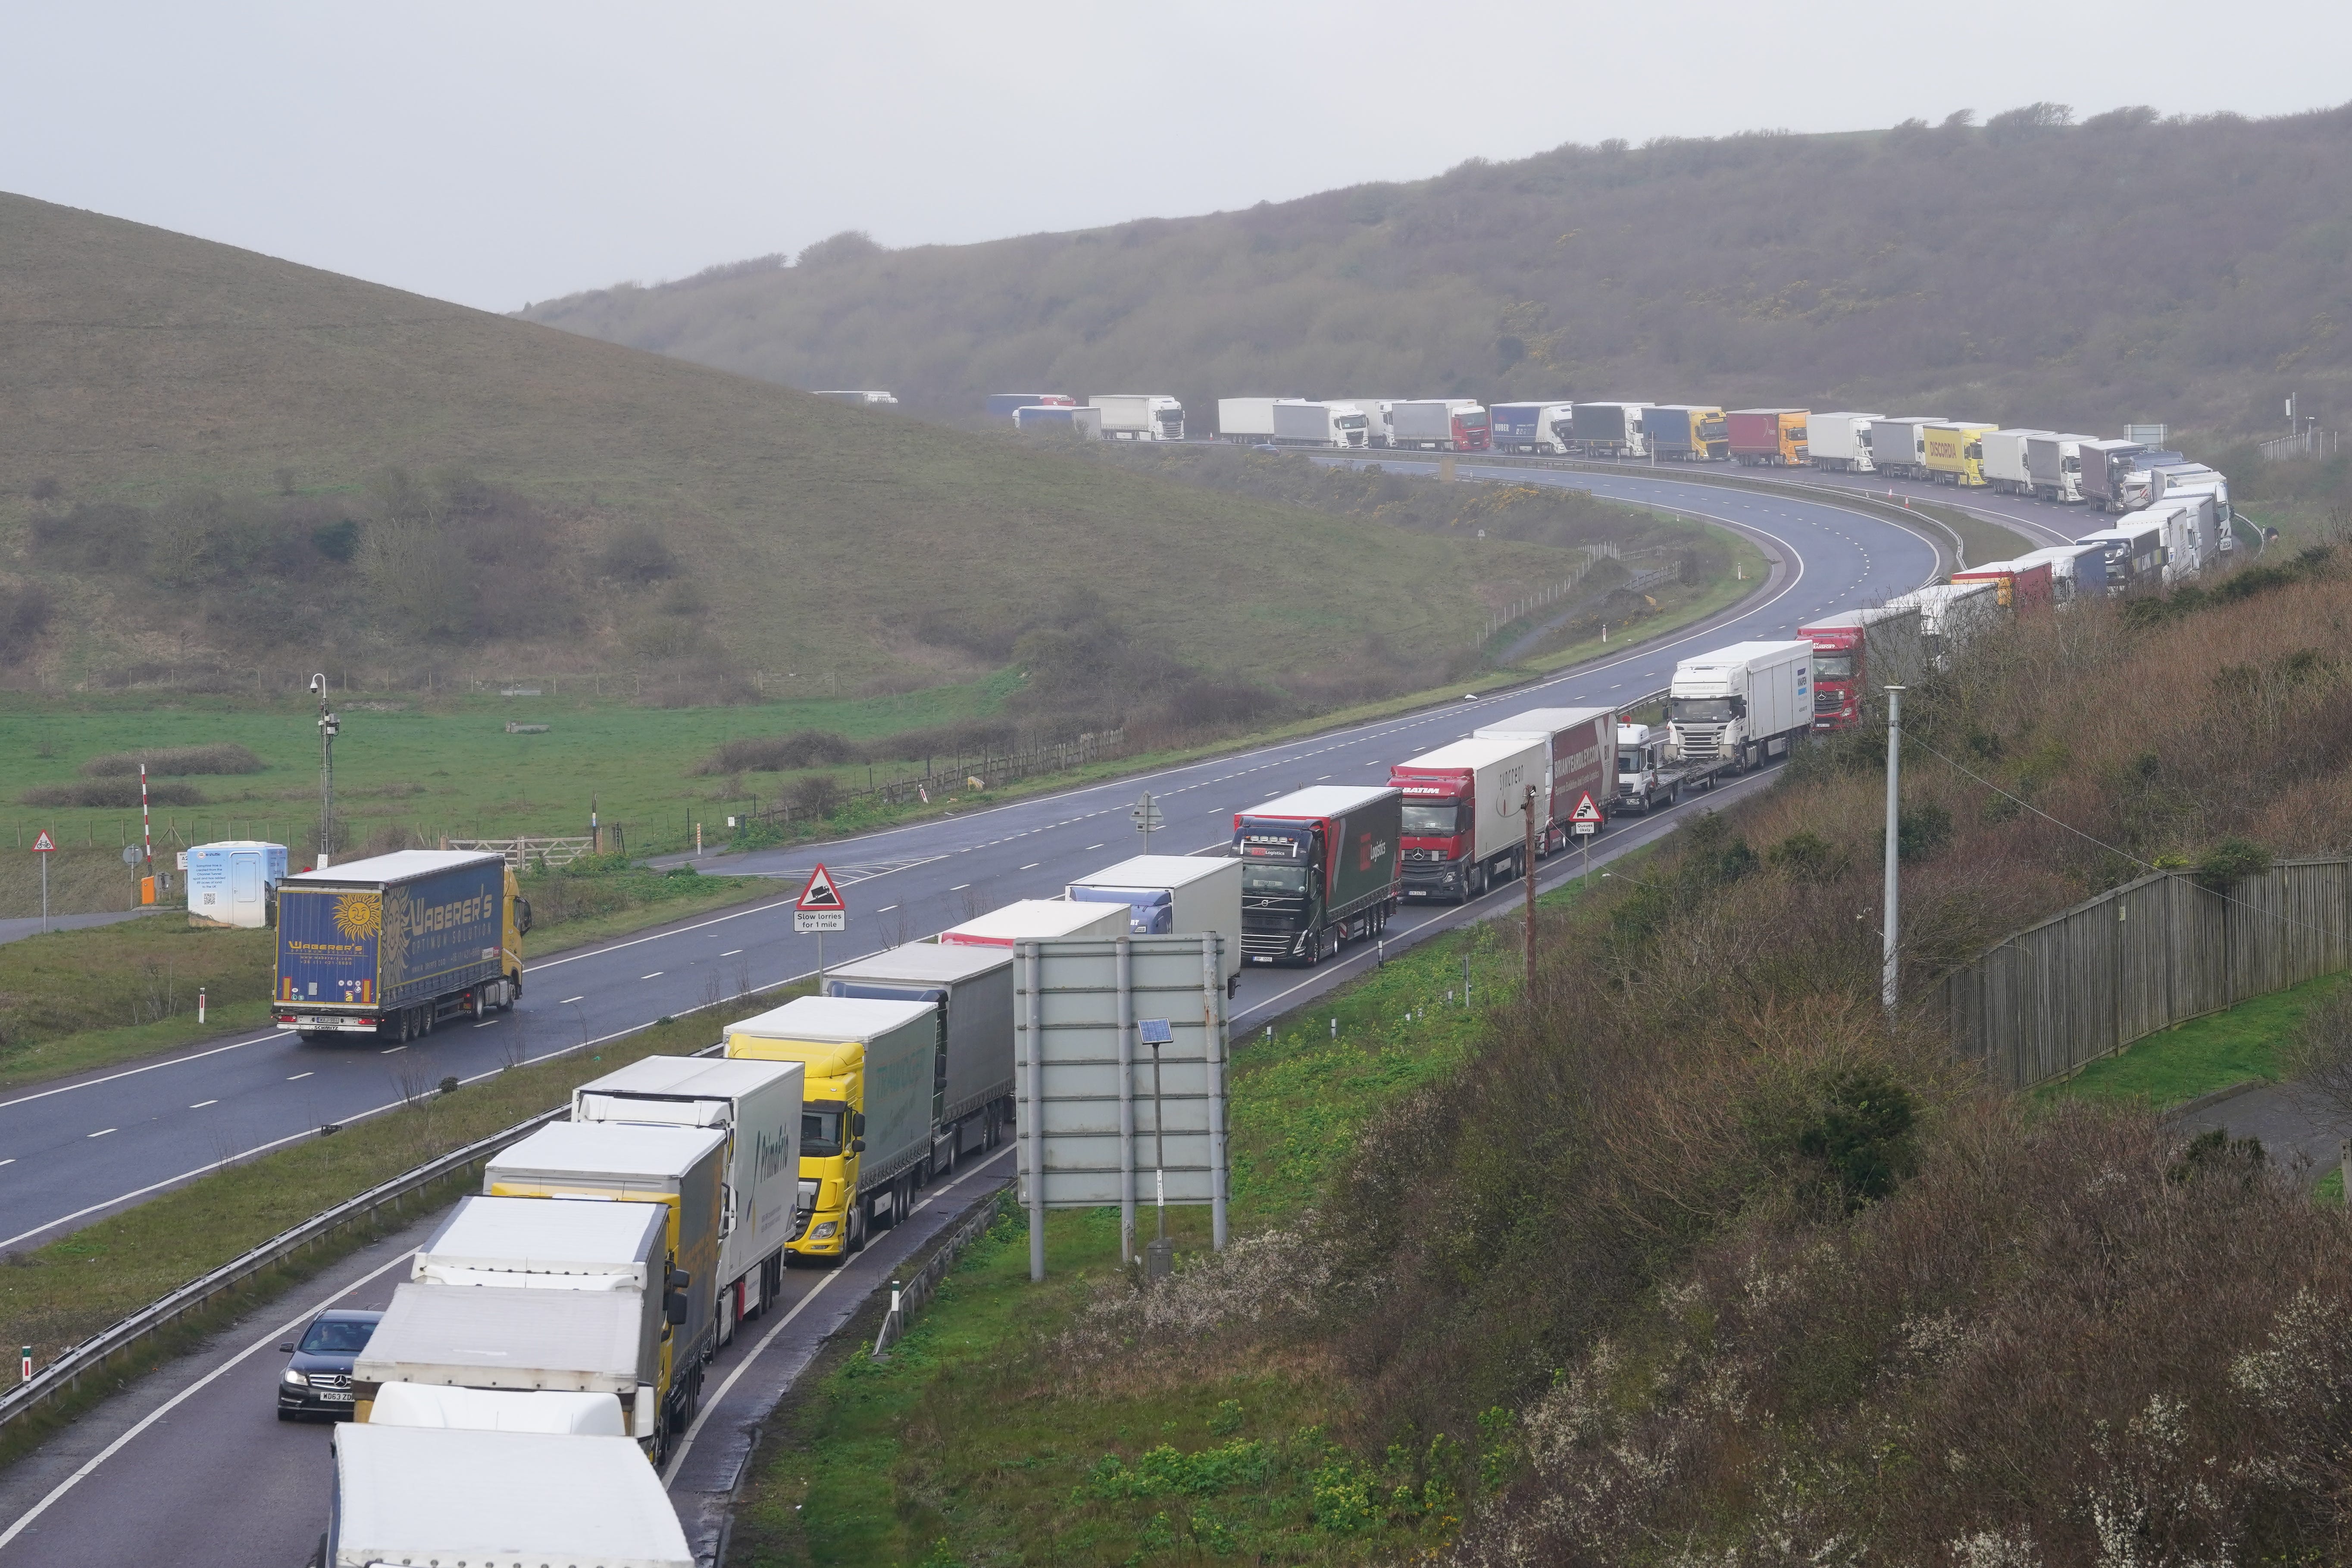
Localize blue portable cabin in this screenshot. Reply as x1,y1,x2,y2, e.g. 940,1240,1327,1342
185,840,289,929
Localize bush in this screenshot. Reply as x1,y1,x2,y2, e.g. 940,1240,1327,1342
788,774,842,818
0,582,53,664
20,780,206,808
595,527,679,585
692,729,859,775
2196,836,2273,886
79,744,264,778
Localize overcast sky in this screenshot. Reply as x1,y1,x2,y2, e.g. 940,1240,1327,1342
6,1,2348,313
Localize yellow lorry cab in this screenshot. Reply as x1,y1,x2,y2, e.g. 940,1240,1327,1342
725,995,940,1261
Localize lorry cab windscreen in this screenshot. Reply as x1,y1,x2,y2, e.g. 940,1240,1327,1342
1670,696,1736,723
1240,863,1309,895
1401,804,1460,836
1459,411,1488,428
1813,654,1855,679
802,1104,847,1157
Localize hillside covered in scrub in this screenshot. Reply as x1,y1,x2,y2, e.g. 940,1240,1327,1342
0,191,1579,707
799,544,2352,1564
524,102,2352,442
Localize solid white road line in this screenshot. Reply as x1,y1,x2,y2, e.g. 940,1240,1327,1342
0,1243,422,1552
660,1145,1016,1487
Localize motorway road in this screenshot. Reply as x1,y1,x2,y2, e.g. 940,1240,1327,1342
0,1144,1020,1568
0,468,1942,1252
0,757,1802,1568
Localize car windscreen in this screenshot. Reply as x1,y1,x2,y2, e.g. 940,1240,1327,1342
299,1318,378,1354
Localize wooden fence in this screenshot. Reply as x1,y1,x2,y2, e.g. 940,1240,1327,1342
1937,857,2352,1090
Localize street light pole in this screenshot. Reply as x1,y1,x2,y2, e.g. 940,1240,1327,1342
1882,686,1904,1014
312,673,339,869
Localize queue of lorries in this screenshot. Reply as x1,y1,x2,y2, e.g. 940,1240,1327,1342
270,662,1862,1559
987,390,2232,532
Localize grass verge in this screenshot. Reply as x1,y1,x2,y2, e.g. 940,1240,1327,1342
730,906,1556,1567
0,860,767,1090
2037,970,2346,1112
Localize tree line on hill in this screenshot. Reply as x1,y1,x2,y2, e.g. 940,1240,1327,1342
523,101,2352,443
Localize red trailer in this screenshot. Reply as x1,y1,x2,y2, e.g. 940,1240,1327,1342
1474,706,1616,854
1951,559,2055,613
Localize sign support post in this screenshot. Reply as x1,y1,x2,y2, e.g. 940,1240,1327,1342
32,829,56,932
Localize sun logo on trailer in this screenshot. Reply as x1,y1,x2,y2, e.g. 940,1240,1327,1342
332,892,382,940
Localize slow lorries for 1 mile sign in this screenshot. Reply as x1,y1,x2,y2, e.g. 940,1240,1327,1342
794,862,847,933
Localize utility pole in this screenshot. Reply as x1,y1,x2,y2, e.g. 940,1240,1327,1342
1882,686,1904,1013
311,674,339,869
1522,784,1539,994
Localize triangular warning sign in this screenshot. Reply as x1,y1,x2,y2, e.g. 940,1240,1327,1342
31,829,57,852
1570,792,1604,823
795,863,846,911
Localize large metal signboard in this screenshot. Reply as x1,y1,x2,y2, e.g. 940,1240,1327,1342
1014,933,1229,1279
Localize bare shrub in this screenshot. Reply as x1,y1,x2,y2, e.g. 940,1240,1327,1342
596,527,678,585
2281,983,2352,1122
693,730,858,775
19,779,206,808
79,743,264,777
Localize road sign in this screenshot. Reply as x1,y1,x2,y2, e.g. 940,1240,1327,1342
122,844,143,867
1129,792,1164,833
1573,821,1597,836
794,862,848,933
31,830,56,853
1570,792,1604,824
795,863,845,910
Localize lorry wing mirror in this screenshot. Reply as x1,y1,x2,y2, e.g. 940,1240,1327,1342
665,1292,689,1327
1226,973,1239,1000
515,898,533,936
719,1183,736,1238
852,1111,867,1136
668,1266,691,1291
851,1137,867,1153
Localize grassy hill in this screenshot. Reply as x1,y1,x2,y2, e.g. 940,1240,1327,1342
523,102,2352,443
0,191,1583,702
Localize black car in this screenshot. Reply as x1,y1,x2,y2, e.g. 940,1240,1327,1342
277,1308,382,1421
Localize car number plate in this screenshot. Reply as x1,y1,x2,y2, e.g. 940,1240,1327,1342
317,1390,354,1402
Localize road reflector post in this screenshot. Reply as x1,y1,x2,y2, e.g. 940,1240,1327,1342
19,1347,29,1383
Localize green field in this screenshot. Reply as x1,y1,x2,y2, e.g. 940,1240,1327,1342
2039,971,2345,1112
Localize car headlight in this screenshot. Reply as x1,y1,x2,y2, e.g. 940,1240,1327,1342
812,1222,838,1239
283,1369,309,1386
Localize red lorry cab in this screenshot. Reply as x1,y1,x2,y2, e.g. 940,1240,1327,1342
1800,618,1870,731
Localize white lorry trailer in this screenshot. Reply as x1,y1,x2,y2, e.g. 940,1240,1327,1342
1217,397,1289,442
1980,429,2046,494
823,939,1019,1167
1390,399,1492,451
1666,641,1815,771
2024,433,2090,502
1474,706,1617,853
571,1056,804,1344
386,1195,676,1449
1806,412,1883,473
1491,402,1576,455
1273,399,1371,448
326,1423,693,1568
1088,394,1185,441
940,898,1127,949
1867,417,1945,481
1885,582,2002,665
1066,854,1245,980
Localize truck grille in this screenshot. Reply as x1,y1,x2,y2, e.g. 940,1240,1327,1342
1814,692,1841,713
1242,930,1299,957
1678,724,1726,759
